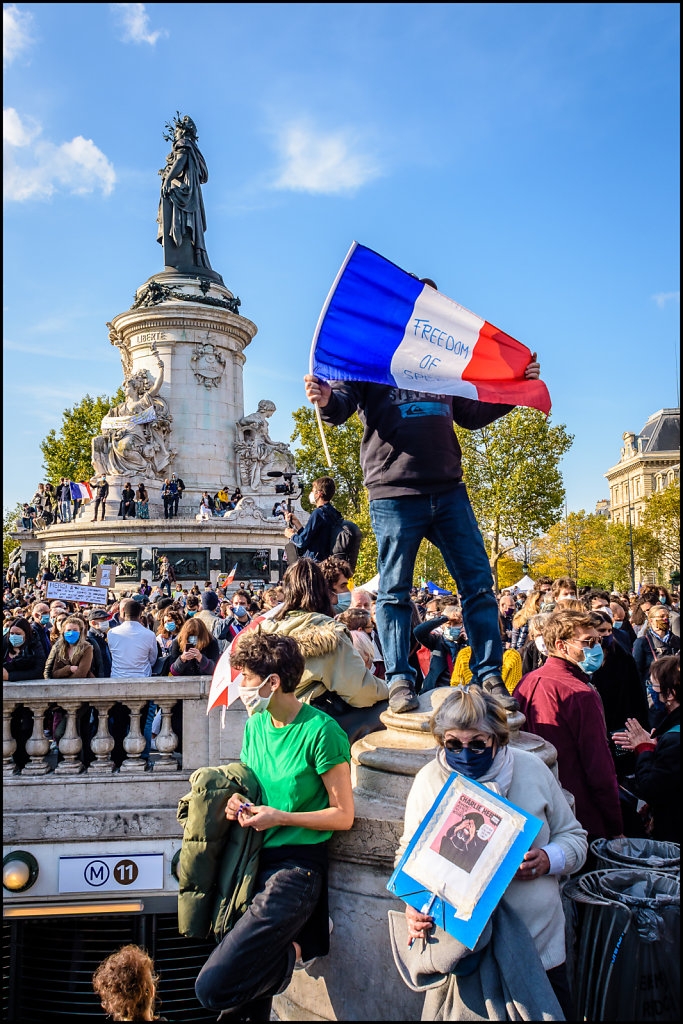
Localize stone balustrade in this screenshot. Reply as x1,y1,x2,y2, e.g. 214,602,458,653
3,676,224,780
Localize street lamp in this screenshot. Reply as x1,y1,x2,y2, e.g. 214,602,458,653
625,476,636,592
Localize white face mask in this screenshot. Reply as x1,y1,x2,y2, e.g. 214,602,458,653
238,674,274,717
96,620,111,632
535,636,548,656
309,491,317,506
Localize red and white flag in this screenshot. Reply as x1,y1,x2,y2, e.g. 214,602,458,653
206,604,283,713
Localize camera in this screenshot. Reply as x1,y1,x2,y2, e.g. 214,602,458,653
266,471,301,510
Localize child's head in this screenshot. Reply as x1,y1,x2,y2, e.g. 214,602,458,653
93,944,158,1021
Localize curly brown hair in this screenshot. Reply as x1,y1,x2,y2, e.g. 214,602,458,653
92,944,158,1021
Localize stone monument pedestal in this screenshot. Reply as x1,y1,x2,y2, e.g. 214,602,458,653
274,688,561,1022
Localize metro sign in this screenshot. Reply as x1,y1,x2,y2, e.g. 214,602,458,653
58,854,163,894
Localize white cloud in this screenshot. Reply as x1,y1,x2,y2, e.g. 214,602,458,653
4,108,116,201
272,121,381,195
3,4,34,68
652,291,680,309
111,3,167,46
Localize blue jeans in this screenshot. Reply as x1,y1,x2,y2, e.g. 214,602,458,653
60,500,71,523
370,484,502,688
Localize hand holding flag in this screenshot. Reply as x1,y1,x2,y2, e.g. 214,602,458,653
309,242,550,415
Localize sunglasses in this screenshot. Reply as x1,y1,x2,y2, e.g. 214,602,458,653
444,738,491,753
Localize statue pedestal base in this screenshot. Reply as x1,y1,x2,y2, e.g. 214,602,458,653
274,689,560,1022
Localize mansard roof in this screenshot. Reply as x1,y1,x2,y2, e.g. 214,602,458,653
637,408,680,455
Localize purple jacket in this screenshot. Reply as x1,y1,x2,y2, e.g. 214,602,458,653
514,656,623,838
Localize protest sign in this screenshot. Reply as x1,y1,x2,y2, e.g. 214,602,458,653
46,581,108,606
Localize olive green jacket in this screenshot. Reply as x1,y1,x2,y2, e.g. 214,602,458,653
177,761,262,942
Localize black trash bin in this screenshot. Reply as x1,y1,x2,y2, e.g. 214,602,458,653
591,838,680,875
563,869,679,1021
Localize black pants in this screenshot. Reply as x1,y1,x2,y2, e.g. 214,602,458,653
160,579,171,596
195,856,323,1015
163,496,174,519
310,692,388,745
173,494,180,516
94,497,106,520
547,963,574,1020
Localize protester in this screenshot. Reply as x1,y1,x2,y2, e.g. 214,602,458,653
120,482,136,520
304,348,543,713
136,483,150,519
230,487,243,504
498,592,516,649
3,616,47,680
397,687,586,1020
613,655,680,843
194,631,353,1020
261,586,284,611
414,599,466,692
87,609,112,677
632,603,681,706
29,601,52,658
171,473,185,517
511,590,543,651
609,597,637,652
514,609,623,839
44,616,93,678
108,599,159,679
216,590,252,641
168,619,219,677
318,556,353,615
156,609,184,653
56,477,71,523
284,476,344,562
259,559,388,742
93,475,109,521
161,479,174,520
549,577,575,604
158,557,175,598
93,944,162,1022
584,610,649,783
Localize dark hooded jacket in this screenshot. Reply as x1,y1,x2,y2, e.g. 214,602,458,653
290,502,344,562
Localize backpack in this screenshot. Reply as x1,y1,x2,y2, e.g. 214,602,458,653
331,519,363,573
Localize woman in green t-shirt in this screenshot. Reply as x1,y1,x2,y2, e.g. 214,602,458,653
195,631,353,1020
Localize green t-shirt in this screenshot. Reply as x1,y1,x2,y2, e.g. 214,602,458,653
240,703,351,848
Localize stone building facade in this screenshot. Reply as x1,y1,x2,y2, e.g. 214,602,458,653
603,407,680,583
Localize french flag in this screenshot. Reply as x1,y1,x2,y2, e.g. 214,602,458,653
310,243,550,414
206,604,283,712
219,563,238,590
70,482,93,501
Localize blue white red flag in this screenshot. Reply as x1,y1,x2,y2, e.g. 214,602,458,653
70,482,93,501
310,243,551,414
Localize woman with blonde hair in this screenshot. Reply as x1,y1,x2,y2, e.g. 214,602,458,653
395,686,586,1019
510,591,542,650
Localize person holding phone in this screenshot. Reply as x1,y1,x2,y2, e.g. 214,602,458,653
168,618,219,676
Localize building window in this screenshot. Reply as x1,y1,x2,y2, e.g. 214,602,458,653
635,478,640,496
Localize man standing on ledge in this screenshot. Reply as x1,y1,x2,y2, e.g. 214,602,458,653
304,280,541,713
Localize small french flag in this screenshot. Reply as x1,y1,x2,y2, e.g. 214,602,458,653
311,243,550,415
70,482,93,501
220,563,238,590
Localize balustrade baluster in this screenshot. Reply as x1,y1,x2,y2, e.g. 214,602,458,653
23,702,51,775
3,705,18,775
119,701,148,773
54,702,84,775
88,701,116,774
153,702,179,772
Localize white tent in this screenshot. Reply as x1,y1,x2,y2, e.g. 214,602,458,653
356,572,380,596
512,574,535,593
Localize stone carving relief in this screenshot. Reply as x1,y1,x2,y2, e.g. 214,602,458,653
91,344,177,480
235,400,296,490
191,337,226,388
131,278,241,314
223,497,270,524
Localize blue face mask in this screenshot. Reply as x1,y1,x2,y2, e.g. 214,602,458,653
443,625,462,642
64,630,80,645
187,610,196,617
581,645,604,674
444,743,496,779
335,591,352,613
613,619,623,629
164,621,176,632
659,596,667,604
9,633,25,647
41,614,50,625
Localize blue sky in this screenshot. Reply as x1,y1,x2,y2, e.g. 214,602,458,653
3,2,680,516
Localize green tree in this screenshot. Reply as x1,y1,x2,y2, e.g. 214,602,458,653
454,408,574,589
3,504,23,568
640,481,680,577
40,388,125,485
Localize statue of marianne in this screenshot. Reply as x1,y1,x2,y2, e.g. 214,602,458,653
157,113,212,273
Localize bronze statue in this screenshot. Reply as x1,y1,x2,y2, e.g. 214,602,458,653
157,113,213,274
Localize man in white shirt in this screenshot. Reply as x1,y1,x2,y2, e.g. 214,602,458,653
108,599,159,678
